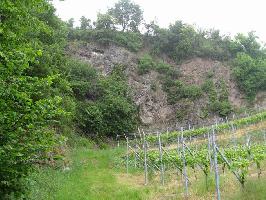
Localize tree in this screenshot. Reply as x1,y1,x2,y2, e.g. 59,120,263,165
233,53,266,100
144,20,159,37
68,63,138,137
80,16,92,30
94,13,116,30
67,18,74,28
197,29,233,60
0,1,69,198
148,21,197,61
108,0,143,32
233,32,263,58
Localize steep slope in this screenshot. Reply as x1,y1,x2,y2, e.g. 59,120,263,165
67,41,265,130
179,58,246,107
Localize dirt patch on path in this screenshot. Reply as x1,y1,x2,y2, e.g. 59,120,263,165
116,173,145,188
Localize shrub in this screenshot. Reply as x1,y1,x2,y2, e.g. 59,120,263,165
69,29,143,52
232,53,266,101
182,85,203,100
150,82,157,91
155,60,171,74
175,101,191,120
202,79,232,117
76,101,104,135
0,1,69,198
64,59,98,100
137,54,176,77
74,65,138,137
202,79,218,102
163,79,202,104
113,31,143,52
137,54,154,74
100,95,137,136
209,100,232,117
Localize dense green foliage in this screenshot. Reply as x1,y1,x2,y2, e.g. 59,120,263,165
69,29,143,52
108,0,143,32
202,79,232,117
0,0,138,198
64,61,138,137
137,54,175,75
80,16,92,30
232,53,266,100
137,54,154,74
68,0,143,52
0,1,71,198
146,22,235,62
163,79,202,104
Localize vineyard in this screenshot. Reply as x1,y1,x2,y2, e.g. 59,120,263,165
121,112,266,199
146,111,266,142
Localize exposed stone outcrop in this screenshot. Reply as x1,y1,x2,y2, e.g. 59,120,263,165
67,42,265,130
67,42,174,129
179,58,246,108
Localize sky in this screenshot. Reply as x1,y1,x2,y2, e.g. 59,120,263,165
52,0,266,43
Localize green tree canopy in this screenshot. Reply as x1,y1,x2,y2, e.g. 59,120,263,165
233,32,264,59
94,13,116,30
233,52,266,100
108,0,143,32
67,18,75,28
0,0,70,198
80,16,92,30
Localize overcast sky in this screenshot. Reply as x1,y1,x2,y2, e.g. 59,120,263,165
53,0,266,43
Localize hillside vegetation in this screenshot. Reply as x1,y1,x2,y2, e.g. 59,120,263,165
66,0,266,129
0,0,265,199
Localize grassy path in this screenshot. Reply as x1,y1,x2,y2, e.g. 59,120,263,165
29,145,149,200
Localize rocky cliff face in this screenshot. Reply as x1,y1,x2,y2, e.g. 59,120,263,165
179,58,246,108
67,41,265,130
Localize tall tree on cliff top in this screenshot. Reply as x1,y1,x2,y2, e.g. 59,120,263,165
108,0,143,32
80,16,92,30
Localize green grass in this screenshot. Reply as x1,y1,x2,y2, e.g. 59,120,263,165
170,169,266,200
29,142,149,200
224,178,266,200
29,134,266,200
